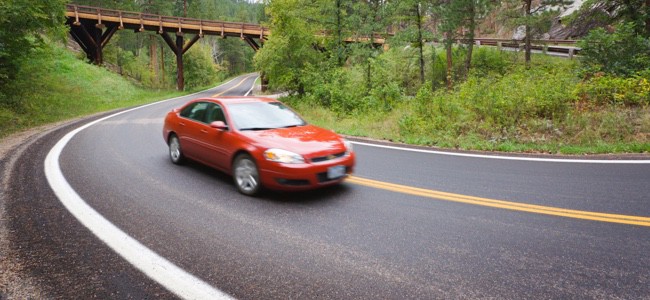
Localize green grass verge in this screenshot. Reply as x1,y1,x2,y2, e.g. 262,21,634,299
284,52,650,155
292,102,650,155
0,44,210,139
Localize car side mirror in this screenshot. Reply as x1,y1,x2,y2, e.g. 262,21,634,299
210,121,228,131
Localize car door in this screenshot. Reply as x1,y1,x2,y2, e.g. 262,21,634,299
200,103,232,170
178,102,209,161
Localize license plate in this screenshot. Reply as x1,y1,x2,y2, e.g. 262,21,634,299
327,165,346,179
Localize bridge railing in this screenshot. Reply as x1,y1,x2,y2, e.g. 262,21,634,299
68,4,269,34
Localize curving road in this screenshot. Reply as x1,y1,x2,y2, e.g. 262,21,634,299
3,74,650,299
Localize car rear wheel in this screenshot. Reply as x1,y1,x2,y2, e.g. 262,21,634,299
168,134,185,165
233,154,261,196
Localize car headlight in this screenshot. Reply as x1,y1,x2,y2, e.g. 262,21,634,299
344,139,353,156
263,148,305,164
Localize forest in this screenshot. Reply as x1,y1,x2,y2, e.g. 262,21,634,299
0,0,649,153
255,0,650,153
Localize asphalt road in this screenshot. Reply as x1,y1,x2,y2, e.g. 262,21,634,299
2,73,650,299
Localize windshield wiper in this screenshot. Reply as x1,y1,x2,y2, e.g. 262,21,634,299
239,127,273,131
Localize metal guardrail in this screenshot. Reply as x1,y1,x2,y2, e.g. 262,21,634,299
472,38,580,57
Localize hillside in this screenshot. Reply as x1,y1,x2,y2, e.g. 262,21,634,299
0,43,190,138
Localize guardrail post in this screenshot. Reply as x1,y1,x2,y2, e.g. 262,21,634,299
568,48,575,60
497,41,502,51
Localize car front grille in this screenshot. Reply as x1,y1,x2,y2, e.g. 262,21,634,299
311,152,346,163
276,178,310,186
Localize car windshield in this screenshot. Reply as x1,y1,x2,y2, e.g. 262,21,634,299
228,102,306,131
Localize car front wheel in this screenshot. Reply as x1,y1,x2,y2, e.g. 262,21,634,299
168,134,185,165
233,154,261,196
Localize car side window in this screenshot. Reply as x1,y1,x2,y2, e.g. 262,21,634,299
180,102,209,123
204,103,227,125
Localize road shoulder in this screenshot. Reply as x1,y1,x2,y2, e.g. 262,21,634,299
0,123,64,299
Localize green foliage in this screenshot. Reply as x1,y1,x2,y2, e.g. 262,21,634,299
0,0,67,101
72,0,261,85
183,43,224,89
579,23,650,76
254,0,322,94
0,43,187,138
291,53,650,153
398,63,576,144
574,74,650,106
471,47,512,77
578,0,649,37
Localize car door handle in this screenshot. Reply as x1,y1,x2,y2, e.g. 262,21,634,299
200,129,208,134
179,122,186,126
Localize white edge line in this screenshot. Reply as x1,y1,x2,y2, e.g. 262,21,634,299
351,141,650,164
244,76,259,96
44,87,240,299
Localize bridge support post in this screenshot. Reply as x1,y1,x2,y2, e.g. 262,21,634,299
67,19,118,65
160,31,202,91
176,33,185,91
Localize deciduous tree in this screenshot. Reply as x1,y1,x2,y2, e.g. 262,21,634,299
254,0,322,94
0,0,66,101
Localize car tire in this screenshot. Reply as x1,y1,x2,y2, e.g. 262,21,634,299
168,134,185,165
233,153,261,196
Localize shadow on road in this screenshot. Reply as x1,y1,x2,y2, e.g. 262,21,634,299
180,159,354,205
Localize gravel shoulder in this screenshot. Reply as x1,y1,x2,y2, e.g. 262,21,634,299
0,122,67,299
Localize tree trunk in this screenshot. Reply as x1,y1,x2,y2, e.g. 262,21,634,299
446,35,453,90
336,0,343,66
160,43,165,86
431,44,437,92
646,0,650,36
149,35,158,84
416,3,425,84
366,59,372,93
464,3,476,74
524,0,532,69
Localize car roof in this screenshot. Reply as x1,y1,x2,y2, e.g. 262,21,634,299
192,97,278,105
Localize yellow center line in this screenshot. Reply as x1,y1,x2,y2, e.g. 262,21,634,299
212,74,256,97
347,176,650,227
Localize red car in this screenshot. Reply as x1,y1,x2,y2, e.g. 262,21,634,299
162,97,355,195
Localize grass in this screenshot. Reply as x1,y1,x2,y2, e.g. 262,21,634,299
2,44,648,155
0,44,207,139
285,51,650,155
294,103,650,154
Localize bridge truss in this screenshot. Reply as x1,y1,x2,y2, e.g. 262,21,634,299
65,4,269,90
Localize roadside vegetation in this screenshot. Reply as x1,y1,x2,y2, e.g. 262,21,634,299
0,43,190,138
1,0,648,154
256,0,650,154
0,0,262,139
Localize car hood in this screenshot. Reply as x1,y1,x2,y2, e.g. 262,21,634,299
239,125,346,157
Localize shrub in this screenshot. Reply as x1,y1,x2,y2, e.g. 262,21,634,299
183,43,224,89
579,23,650,77
471,47,512,77
574,74,650,106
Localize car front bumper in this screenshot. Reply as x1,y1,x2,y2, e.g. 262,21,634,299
258,154,355,191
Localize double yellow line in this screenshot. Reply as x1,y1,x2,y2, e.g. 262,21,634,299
347,176,650,227
212,74,257,97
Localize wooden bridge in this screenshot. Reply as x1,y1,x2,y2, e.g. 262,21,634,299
64,4,390,90
65,4,577,91
65,4,270,90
